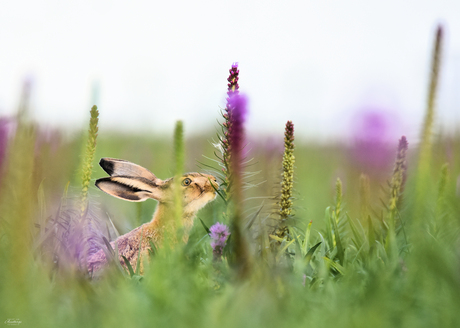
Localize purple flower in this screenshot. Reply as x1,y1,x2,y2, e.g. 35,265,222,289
0,117,17,181
219,63,241,192
350,108,396,176
227,63,239,98
228,94,248,168
227,94,248,213
209,222,231,260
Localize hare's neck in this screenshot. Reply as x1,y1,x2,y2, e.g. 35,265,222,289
146,203,197,238
148,202,170,228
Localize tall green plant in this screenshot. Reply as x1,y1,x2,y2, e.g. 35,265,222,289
80,105,99,216
415,25,443,218
173,120,185,241
272,121,295,252
0,123,36,282
418,26,443,177
385,136,408,261
227,94,251,279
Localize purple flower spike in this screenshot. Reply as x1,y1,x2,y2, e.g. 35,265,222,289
209,222,231,260
228,94,248,128
227,63,239,98
228,94,248,205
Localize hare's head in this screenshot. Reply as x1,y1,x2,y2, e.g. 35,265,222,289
95,158,218,215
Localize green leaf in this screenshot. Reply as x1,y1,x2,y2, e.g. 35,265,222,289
367,215,375,248
303,220,313,256
122,256,135,277
277,238,296,260
102,237,115,258
102,237,125,275
331,209,345,265
323,257,345,276
199,218,211,234
305,241,322,266
347,214,364,250
135,228,144,275
245,203,264,230
149,241,157,256
269,235,284,242
324,207,334,250
292,229,303,259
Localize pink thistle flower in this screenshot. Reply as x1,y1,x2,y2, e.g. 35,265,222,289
209,222,231,260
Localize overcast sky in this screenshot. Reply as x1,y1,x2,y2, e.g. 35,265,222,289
1,0,459,143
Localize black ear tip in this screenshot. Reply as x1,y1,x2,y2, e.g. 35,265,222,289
99,158,115,176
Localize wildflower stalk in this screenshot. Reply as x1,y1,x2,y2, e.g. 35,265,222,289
359,174,370,220
220,63,240,200
386,136,408,260
209,222,231,261
0,119,10,181
80,105,99,216
332,178,345,265
173,121,185,241
436,163,448,216
414,26,443,224
418,26,443,181
0,121,36,289
389,137,409,214
334,178,342,225
227,94,251,279
273,121,295,244
432,163,449,235
213,63,250,277
17,79,32,118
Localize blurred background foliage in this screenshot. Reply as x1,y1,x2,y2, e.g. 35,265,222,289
0,109,459,327
1,27,460,327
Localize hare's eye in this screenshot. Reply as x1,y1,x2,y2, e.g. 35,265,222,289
181,178,192,186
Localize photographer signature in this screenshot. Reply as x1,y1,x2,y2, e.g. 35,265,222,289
4,319,22,326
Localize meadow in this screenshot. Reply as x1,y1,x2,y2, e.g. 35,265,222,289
1,27,460,328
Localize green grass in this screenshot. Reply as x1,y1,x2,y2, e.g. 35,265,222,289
1,28,459,327
1,114,459,327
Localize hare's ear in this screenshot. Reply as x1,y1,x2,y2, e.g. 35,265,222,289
95,176,165,202
99,158,157,180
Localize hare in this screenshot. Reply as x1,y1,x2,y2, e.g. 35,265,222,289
87,158,218,276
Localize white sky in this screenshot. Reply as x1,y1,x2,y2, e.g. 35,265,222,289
1,0,459,143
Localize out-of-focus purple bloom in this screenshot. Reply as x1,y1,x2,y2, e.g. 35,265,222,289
209,222,231,260
351,109,396,175
262,136,284,157
0,117,17,178
35,127,62,155
38,195,111,274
